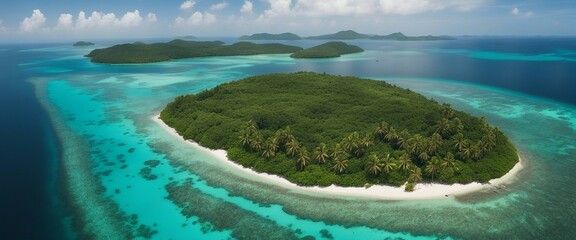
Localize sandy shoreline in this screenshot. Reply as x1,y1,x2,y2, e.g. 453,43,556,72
152,114,524,200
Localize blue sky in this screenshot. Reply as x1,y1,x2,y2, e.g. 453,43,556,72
1,0,575,42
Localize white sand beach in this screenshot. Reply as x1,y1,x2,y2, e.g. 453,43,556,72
153,114,524,200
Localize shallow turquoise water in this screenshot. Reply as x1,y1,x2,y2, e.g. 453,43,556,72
20,39,576,239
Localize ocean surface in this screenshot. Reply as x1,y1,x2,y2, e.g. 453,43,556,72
1,37,575,239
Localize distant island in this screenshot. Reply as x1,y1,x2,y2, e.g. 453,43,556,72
290,41,363,58
73,41,95,46
306,30,455,41
240,32,302,40
175,35,197,40
85,39,303,64
160,72,518,189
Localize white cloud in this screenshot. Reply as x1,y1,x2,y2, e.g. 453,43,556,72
295,0,376,16
524,11,534,17
258,0,487,20
56,13,74,29
147,13,158,23
210,2,228,11
20,9,46,32
180,0,196,11
512,7,519,15
76,11,117,29
262,0,293,18
241,1,253,13
116,10,143,27
175,11,216,26
53,10,148,30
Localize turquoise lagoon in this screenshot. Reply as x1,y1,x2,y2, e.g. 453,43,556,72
15,38,576,239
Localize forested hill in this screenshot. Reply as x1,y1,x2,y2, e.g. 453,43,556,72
160,72,518,188
240,32,302,40
85,40,303,64
290,41,363,58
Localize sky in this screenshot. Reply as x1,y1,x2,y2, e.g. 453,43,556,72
0,0,575,42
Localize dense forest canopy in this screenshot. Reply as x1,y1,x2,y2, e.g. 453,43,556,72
85,40,303,64
240,33,302,40
290,41,363,58
161,72,518,188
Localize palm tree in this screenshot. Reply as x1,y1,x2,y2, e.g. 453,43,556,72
313,143,329,164
409,134,425,155
452,133,467,152
297,147,310,170
471,141,484,160
285,138,300,157
244,119,258,132
374,121,390,140
249,132,264,152
428,133,443,154
425,157,442,181
239,130,252,148
361,133,373,149
442,103,454,119
381,154,397,174
460,141,473,159
397,153,412,173
262,140,277,158
333,157,349,174
342,132,360,155
452,117,464,134
435,118,452,137
408,167,423,183
418,151,431,162
366,154,382,176
331,143,344,160
397,129,411,150
384,127,399,142
441,152,459,173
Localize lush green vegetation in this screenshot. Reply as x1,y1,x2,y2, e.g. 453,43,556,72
73,41,95,46
85,39,303,63
240,32,302,40
306,30,369,40
290,41,363,58
160,72,518,188
306,30,454,41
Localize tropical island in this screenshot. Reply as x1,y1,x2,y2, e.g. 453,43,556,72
73,41,95,46
85,39,303,63
306,30,455,41
160,72,518,190
290,41,363,58
240,32,302,40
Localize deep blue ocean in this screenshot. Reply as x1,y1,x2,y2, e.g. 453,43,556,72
1,37,576,239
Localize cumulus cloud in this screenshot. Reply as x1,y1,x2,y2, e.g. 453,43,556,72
180,0,196,11
147,13,158,23
257,0,487,20
116,10,143,27
175,11,216,26
55,13,74,29
20,9,46,32
210,2,228,11
241,1,254,13
53,10,151,31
